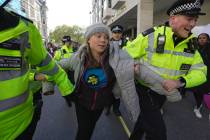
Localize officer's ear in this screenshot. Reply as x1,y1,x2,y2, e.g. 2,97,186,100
169,15,175,27
169,15,177,22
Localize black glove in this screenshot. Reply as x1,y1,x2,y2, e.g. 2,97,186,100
64,98,72,107
63,93,76,107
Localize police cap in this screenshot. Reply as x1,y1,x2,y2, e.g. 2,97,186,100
167,0,206,16
111,25,123,33
62,35,71,42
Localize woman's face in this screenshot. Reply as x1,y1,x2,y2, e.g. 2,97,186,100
198,34,209,46
88,32,109,54
170,15,198,38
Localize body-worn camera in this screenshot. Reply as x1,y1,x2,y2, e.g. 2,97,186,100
156,34,166,53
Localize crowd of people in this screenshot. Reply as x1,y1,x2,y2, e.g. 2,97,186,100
191,33,210,119
0,0,210,140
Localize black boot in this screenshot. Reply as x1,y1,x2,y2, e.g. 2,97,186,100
113,98,121,116
105,106,111,116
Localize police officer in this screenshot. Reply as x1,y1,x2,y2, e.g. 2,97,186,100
111,25,129,48
0,0,74,139
105,25,129,116
124,0,207,140
46,41,57,57
54,35,74,61
50,35,75,106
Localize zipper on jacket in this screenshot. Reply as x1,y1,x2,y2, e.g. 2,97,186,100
91,91,98,110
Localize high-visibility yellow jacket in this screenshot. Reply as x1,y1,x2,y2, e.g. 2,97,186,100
0,16,74,139
124,25,207,88
54,44,73,61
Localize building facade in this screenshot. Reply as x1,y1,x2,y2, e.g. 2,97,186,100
91,0,210,39
1,0,48,42
2,0,26,16
21,0,48,42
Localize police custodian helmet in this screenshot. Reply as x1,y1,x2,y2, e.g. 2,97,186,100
167,0,206,16
111,25,124,33
62,35,71,42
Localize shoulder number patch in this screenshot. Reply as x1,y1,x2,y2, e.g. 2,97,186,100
142,28,155,36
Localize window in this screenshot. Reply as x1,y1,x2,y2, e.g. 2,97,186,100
108,0,111,8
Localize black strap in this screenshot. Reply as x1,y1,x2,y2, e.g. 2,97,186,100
163,26,166,35
186,37,198,54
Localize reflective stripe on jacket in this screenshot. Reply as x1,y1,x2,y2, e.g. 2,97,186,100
124,25,207,88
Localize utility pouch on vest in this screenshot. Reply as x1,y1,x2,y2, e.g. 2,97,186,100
156,34,166,54
0,38,22,70
184,48,195,54
180,64,191,71
0,55,22,69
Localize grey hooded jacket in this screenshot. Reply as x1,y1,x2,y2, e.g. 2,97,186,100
43,42,140,122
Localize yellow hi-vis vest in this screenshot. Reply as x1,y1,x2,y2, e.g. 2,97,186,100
124,25,207,88
0,18,74,139
54,45,73,61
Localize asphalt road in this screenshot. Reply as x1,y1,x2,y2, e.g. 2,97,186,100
33,88,128,140
33,89,210,140
163,91,210,140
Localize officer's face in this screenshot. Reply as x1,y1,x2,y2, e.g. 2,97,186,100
88,32,109,55
170,15,198,38
112,31,123,41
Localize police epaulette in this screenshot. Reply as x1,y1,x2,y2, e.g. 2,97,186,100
11,11,33,23
142,27,155,36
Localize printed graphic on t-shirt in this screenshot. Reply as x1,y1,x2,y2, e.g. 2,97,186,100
83,68,107,90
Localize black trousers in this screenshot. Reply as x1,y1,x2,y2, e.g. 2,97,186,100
130,84,167,140
193,89,205,108
113,98,120,111
106,98,120,112
191,80,210,108
75,103,103,140
16,89,43,140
